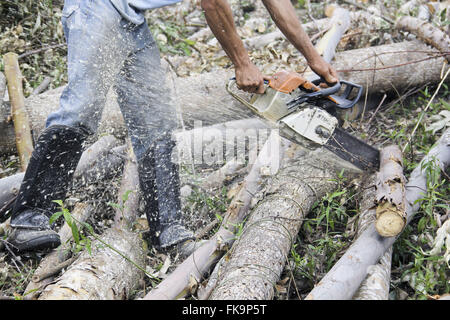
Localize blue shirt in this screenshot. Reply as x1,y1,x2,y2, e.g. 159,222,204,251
110,0,182,25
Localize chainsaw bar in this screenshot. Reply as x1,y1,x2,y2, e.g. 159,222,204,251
324,127,380,171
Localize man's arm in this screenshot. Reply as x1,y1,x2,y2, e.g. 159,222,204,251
200,0,338,94
201,0,266,93
261,0,338,84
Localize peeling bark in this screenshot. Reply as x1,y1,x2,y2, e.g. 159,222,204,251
375,145,407,237
306,129,450,300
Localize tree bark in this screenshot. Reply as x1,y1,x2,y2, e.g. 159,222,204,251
374,145,407,237
38,145,145,300
305,128,450,300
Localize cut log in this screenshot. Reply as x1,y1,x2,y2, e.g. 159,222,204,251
352,175,392,300
396,16,450,62
208,145,361,300
174,117,270,168
305,128,450,300
374,145,407,237
3,52,34,170
38,144,145,300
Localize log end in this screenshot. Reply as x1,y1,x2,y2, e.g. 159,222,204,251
375,203,406,237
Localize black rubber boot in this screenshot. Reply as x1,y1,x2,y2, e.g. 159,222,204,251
7,125,87,252
138,137,194,249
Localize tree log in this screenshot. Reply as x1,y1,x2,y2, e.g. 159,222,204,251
396,16,450,62
334,40,448,97
305,128,450,300
208,145,361,299
38,144,145,300
3,52,34,170
352,175,392,300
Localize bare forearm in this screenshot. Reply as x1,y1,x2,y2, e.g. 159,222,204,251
201,0,251,68
262,0,321,64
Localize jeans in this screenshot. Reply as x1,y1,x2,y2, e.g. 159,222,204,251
47,0,177,160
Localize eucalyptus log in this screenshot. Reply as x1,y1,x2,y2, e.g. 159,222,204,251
38,145,145,300
3,52,34,170
396,16,450,62
305,128,450,300
352,175,392,300
375,145,407,237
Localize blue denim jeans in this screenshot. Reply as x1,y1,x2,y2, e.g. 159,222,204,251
47,0,177,160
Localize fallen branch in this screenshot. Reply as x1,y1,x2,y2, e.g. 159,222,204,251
305,128,450,300
396,16,450,62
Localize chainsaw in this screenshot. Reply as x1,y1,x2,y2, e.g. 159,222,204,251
226,70,380,171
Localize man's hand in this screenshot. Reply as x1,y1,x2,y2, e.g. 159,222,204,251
308,58,339,85
235,62,268,94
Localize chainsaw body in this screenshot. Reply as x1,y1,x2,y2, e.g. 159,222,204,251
226,70,379,171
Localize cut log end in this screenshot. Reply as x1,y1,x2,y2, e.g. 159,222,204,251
375,202,406,237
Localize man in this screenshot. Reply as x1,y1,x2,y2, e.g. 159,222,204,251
8,0,337,253
7,0,194,252
201,0,339,92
